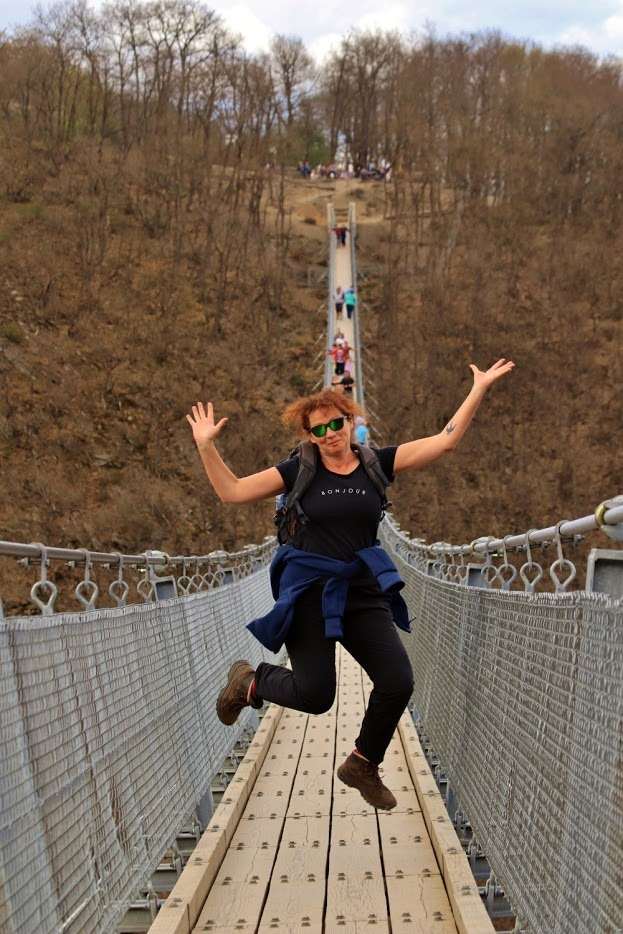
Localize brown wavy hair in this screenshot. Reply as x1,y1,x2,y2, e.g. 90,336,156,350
282,388,362,436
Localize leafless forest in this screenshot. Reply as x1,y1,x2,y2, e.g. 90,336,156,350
0,2,621,610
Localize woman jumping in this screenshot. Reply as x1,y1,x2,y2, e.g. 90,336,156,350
186,359,514,809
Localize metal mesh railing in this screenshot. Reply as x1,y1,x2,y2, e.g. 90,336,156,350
381,515,623,934
3,195,622,934
0,561,281,934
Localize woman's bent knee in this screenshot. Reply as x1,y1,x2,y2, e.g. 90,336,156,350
300,690,335,715
374,671,414,701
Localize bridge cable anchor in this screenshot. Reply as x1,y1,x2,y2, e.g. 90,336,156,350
29,542,58,616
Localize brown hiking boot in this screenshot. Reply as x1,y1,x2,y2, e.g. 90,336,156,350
336,751,397,810
216,660,262,726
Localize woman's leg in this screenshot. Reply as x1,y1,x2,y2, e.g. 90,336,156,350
254,589,337,715
340,594,414,765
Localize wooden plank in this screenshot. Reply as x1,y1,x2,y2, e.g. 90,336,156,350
262,749,300,767
255,764,297,783
150,703,284,934
299,748,333,763
248,772,295,797
326,876,387,926
305,717,336,732
286,791,332,817
326,923,390,933
444,853,496,934
215,846,277,885
397,712,495,934
193,880,268,931
148,901,189,934
257,921,323,934
328,841,383,878
377,760,410,783
268,735,303,756
254,652,339,932
332,790,376,817
281,815,331,848
186,703,297,934
326,648,388,931
330,814,378,847
274,713,307,740
194,927,254,933
258,885,325,930
244,776,293,819
381,746,409,771
271,840,327,883
229,816,284,850
386,875,458,933
376,810,428,847
165,838,229,926
299,717,335,748
382,842,441,879
290,761,332,793
376,809,429,839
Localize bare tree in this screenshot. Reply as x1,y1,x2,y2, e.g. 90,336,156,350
269,34,313,131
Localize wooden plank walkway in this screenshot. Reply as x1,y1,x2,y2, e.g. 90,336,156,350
150,646,493,934
332,209,358,402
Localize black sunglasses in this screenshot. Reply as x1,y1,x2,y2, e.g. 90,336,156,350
308,416,346,438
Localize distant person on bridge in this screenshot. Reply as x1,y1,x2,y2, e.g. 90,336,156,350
334,286,344,319
339,372,354,394
328,340,346,376
354,416,369,445
186,359,515,810
333,225,347,247
344,287,356,319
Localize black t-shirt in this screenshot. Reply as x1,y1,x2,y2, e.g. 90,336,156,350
275,446,397,563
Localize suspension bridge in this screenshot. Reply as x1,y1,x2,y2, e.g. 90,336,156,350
1,198,622,934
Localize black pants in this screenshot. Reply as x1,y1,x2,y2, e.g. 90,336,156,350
346,304,355,319
335,361,345,375
254,583,414,764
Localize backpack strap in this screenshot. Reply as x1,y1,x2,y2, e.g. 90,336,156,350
286,441,318,520
352,443,390,509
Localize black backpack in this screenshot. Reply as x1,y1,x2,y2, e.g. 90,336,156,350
274,441,391,545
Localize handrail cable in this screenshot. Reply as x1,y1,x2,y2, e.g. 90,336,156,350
0,537,275,567
398,497,623,557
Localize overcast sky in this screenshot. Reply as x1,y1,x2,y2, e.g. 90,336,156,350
1,0,622,60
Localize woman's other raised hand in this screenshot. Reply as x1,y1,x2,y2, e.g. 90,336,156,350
469,358,515,391
186,402,228,448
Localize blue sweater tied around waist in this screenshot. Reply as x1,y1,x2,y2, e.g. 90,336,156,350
246,544,411,654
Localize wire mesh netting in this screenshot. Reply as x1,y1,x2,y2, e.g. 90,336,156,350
0,566,279,934
381,518,623,934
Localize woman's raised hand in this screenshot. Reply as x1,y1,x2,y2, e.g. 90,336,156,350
469,358,515,391
185,402,228,447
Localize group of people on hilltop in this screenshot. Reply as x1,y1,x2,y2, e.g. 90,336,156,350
296,161,392,182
